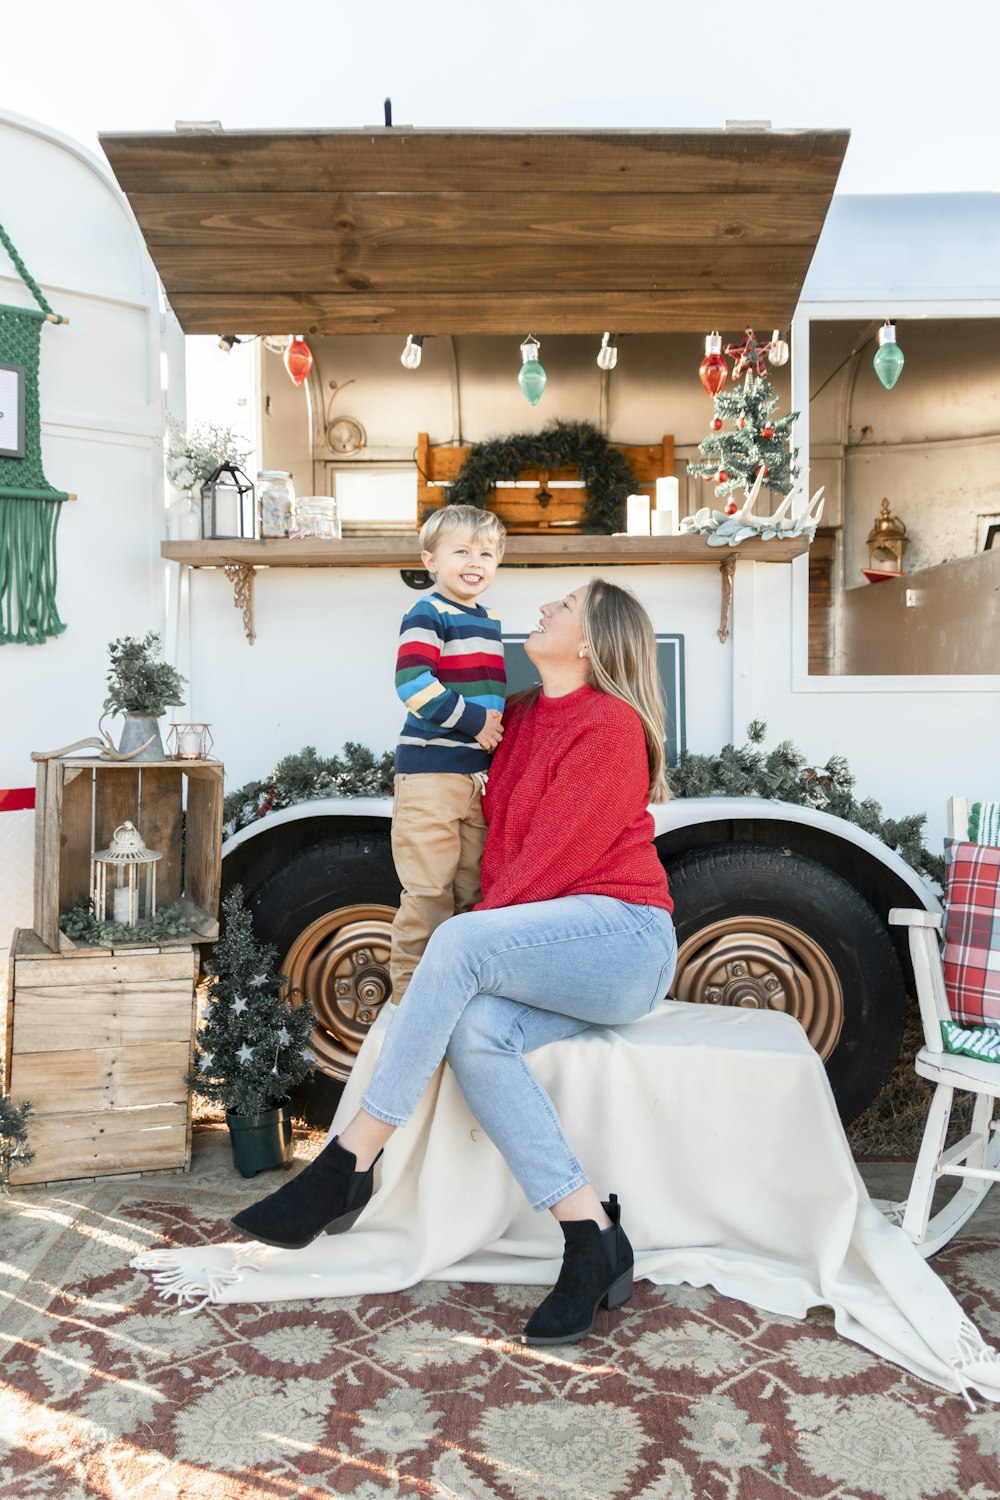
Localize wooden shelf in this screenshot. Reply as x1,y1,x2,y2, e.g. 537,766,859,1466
161,534,808,568
160,534,807,646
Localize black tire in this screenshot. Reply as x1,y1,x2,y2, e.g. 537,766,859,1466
664,844,906,1124
227,831,401,1122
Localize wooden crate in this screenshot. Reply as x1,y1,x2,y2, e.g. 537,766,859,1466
416,432,675,534
5,929,199,1186
33,754,224,953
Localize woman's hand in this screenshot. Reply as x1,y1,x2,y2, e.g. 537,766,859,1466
474,710,504,751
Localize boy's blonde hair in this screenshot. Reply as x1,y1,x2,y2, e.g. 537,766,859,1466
420,504,507,561
582,579,672,804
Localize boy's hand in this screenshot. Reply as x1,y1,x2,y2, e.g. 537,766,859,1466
474,710,504,751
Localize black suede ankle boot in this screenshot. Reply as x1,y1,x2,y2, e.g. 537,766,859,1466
521,1193,634,1346
230,1136,381,1250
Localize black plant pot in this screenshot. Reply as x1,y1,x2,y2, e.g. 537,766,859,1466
226,1098,295,1179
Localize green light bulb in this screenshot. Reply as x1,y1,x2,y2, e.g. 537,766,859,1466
518,337,547,406
874,323,904,390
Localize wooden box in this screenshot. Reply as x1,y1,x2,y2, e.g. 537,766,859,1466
33,755,224,953
416,432,675,534
4,929,199,1185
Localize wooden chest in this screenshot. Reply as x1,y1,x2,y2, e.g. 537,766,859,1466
4,929,199,1186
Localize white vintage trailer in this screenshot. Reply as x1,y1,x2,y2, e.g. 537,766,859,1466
3,116,999,1124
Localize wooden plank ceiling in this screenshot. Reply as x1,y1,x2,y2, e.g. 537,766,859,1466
99,128,849,337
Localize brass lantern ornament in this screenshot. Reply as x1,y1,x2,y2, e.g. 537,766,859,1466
866,498,908,576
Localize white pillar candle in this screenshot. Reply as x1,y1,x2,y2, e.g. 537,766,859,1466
177,727,203,759
113,885,131,925
626,494,651,536
654,476,679,535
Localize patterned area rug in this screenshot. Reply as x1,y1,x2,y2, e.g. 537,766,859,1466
2,1131,1000,1500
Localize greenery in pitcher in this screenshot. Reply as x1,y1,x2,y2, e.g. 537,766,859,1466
103,632,187,718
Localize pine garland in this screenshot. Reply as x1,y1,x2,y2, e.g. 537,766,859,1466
0,1096,34,1190
669,719,944,886
446,420,639,535
224,743,395,835
188,887,316,1117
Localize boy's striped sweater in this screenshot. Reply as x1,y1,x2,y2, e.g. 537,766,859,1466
394,592,506,773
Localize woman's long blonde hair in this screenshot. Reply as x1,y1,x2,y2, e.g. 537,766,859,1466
581,578,671,803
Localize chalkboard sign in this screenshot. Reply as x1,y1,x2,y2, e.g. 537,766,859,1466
502,634,686,767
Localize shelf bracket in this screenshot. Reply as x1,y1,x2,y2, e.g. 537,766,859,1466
717,554,737,644
223,561,256,645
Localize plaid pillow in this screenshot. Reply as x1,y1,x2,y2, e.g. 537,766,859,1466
942,839,1000,1027
941,1019,1000,1063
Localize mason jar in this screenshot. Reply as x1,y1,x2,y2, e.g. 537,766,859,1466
257,470,296,538
294,496,341,539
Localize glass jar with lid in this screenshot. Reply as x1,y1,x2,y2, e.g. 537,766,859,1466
294,496,341,540
257,470,296,538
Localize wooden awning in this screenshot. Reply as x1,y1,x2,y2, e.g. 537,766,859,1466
99,127,849,337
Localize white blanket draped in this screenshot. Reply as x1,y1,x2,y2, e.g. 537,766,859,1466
134,1001,1000,1402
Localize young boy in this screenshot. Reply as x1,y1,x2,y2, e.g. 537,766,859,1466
390,504,507,1004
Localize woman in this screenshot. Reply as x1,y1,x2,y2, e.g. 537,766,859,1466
232,577,676,1346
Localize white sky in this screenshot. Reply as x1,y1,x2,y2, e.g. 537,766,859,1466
3,0,998,195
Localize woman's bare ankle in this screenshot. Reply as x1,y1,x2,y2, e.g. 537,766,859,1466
336,1110,394,1172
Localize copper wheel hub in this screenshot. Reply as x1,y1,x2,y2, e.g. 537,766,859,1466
673,916,842,1059
283,903,396,1081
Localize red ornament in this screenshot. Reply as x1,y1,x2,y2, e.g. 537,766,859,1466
761,425,774,439
710,416,723,432
716,469,729,483
284,336,314,388
699,332,728,397
724,501,739,516
757,464,769,478
737,415,746,429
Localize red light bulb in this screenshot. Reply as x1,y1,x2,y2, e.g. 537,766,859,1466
717,469,729,483
761,425,774,439
284,336,314,388
699,332,728,397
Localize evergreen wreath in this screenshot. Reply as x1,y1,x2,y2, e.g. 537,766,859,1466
446,420,639,535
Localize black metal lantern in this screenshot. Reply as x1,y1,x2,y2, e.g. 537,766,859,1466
200,462,255,540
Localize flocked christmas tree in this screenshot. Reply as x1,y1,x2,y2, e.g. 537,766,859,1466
688,330,800,511
189,886,316,1117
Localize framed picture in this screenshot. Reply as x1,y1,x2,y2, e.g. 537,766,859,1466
0,361,26,459
503,633,687,766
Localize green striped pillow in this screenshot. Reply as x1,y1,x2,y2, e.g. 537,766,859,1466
969,801,1000,846
941,1019,1000,1063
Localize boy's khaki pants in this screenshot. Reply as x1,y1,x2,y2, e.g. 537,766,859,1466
389,772,487,1005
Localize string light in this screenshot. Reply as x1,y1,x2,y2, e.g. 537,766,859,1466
283,336,313,387
699,332,728,396
596,332,618,371
518,335,547,406
768,329,790,366
873,321,905,390
400,335,424,370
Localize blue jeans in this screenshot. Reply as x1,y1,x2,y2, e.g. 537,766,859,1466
360,895,677,1210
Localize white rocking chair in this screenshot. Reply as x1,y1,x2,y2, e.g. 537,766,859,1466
889,797,1000,1257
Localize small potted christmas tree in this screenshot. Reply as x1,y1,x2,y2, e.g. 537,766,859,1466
0,1096,34,1190
189,887,316,1177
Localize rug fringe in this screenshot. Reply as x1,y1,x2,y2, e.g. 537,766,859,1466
131,1244,268,1313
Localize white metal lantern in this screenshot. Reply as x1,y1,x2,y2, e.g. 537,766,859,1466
168,722,214,760
91,821,163,927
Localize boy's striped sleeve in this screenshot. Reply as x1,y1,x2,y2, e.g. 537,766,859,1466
395,601,489,736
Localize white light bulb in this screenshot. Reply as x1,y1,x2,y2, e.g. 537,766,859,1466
596,332,618,371
768,330,789,366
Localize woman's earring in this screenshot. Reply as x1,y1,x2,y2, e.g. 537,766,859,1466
578,648,587,659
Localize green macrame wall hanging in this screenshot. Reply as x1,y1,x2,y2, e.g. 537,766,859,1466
0,220,70,645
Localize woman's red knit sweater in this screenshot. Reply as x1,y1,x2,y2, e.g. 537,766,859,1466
477,683,672,913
